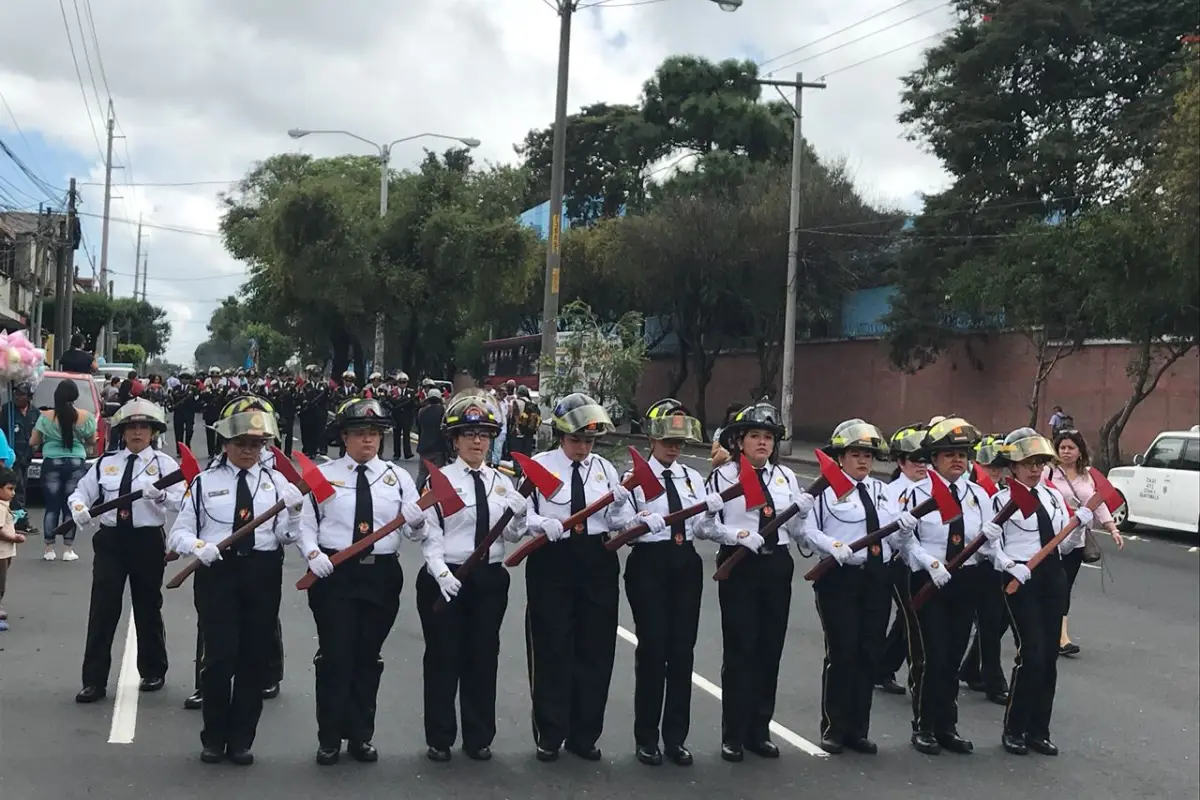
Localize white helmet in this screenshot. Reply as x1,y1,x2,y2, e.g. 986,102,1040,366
111,399,168,433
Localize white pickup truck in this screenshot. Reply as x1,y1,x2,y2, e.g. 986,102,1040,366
1107,425,1200,535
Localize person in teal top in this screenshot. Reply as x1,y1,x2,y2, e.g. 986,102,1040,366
30,379,96,561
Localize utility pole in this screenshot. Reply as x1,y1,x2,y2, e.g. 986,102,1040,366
133,214,143,301
98,100,118,361
754,72,826,455
374,149,389,374
140,254,148,302
63,178,79,348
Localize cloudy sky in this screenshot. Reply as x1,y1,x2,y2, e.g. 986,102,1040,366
0,0,956,366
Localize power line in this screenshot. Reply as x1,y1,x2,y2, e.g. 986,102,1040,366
758,0,926,67
577,0,671,8
70,0,106,115
75,209,222,238
106,267,248,282
81,0,112,100
56,0,105,161
0,90,52,188
80,179,240,188
819,27,953,77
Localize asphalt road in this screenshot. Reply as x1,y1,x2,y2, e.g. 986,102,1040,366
1,435,1196,800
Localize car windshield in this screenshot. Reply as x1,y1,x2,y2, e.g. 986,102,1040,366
32,378,96,413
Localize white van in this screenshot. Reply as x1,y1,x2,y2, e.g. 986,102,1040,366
1107,425,1200,535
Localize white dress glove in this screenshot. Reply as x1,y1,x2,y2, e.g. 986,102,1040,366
793,492,816,518
196,542,222,566
506,493,528,518
982,521,1003,542
430,562,462,603
929,561,952,587
71,506,95,529
1074,506,1095,528
401,501,425,529
896,511,919,533
142,484,165,501
638,512,667,534
828,540,851,565
280,483,305,513
306,551,335,579
703,492,724,515
541,518,568,541
610,485,632,509
1005,563,1032,584
735,530,764,552
845,546,868,566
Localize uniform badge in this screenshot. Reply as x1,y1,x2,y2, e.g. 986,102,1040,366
119,509,131,521
146,463,159,476
870,544,882,556
207,488,229,498
495,485,506,497
674,532,684,545
238,508,251,520
762,506,774,518
573,522,585,534
382,472,397,486
775,476,785,486
358,521,371,534
950,534,963,545
261,482,273,491
104,465,120,476
968,496,977,508
595,474,604,484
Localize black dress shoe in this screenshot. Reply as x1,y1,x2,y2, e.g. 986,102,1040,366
636,745,662,766
911,731,942,755
845,737,878,754
565,742,602,761
1058,643,1080,657
464,745,491,761
75,686,107,704
316,746,340,765
139,676,165,692
1002,733,1029,755
819,737,844,754
261,682,280,700
200,746,224,764
665,745,693,766
987,690,1010,706
226,748,254,766
877,678,906,695
937,731,974,754
183,690,203,710
746,740,780,758
960,675,986,692
1026,736,1059,756
349,741,378,762
426,746,452,762
535,745,560,762
720,743,744,762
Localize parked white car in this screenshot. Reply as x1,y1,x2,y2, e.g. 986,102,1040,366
1107,425,1200,535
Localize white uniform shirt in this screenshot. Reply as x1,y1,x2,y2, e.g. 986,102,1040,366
167,460,300,553
421,458,524,566
297,455,419,555
626,456,718,543
902,473,993,570
706,460,806,547
801,473,900,565
886,473,918,512
526,449,636,535
987,481,1070,563
68,447,184,529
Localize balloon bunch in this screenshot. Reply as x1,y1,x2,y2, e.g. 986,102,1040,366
0,331,47,384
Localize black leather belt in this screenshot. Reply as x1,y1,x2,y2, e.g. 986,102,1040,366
320,546,396,565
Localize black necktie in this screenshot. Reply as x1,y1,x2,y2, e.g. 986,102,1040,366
354,465,374,558
234,469,255,554
570,461,586,535
758,468,778,545
116,454,137,527
1033,487,1056,548
662,468,685,542
946,483,966,560
471,469,489,547
857,482,883,565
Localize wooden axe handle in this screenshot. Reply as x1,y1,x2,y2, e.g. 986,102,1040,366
165,497,290,589
803,495,939,583
50,467,189,540
910,498,1021,611
505,472,640,567
712,475,828,581
1004,490,1105,595
607,482,745,552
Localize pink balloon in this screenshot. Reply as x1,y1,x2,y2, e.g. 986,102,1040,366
8,331,29,348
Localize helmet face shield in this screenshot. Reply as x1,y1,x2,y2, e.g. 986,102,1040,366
647,414,703,443
214,409,280,441
554,405,615,437
1004,434,1056,464
830,421,889,456
924,417,982,452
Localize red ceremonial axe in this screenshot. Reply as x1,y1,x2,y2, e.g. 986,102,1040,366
166,447,335,589
434,453,563,611
714,450,856,581
606,453,766,551
1004,467,1120,595
504,446,663,568
296,458,466,590
803,465,961,583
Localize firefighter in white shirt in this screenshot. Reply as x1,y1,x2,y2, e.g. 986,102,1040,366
166,397,305,766
623,399,724,767
296,397,422,766
416,394,527,763
801,419,916,756
897,418,988,756
69,399,184,704
981,428,1073,757
524,392,636,763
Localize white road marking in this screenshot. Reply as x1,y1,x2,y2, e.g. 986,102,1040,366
1082,563,1102,570
108,615,140,744
614,625,828,758
1189,546,1198,554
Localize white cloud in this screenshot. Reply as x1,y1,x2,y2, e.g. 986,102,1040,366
1,0,954,364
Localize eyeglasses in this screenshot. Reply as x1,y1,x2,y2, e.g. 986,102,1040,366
457,429,491,441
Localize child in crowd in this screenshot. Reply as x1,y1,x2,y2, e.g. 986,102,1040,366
0,466,25,631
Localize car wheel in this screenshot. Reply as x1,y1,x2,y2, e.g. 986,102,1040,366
1112,490,1137,532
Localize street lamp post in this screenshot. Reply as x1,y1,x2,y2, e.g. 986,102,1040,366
537,0,744,392
286,128,481,373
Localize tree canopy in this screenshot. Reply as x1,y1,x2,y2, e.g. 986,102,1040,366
45,293,171,358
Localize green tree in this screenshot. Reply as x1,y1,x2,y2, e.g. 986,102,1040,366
114,343,146,367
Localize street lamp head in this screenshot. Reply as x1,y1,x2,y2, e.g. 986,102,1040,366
711,0,742,10
287,128,310,139
460,137,482,148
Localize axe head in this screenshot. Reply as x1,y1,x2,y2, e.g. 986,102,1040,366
513,452,563,499
1087,467,1122,513
972,462,999,497
177,444,201,482
293,451,335,503
815,449,855,501
627,446,664,502
426,460,466,515
269,446,302,484
926,468,961,523
1007,478,1039,518
737,454,767,510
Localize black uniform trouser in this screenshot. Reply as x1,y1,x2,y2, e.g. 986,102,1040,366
625,540,702,750
717,545,793,748
300,412,325,458
525,534,619,751
81,526,168,688
417,561,509,750
173,413,194,454
899,564,980,734
960,568,1010,693
1003,558,1067,739
278,416,295,457
308,553,403,748
194,616,284,691
878,558,909,683
393,417,413,459
416,452,446,490
193,549,283,751
814,563,891,743
203,415,220,456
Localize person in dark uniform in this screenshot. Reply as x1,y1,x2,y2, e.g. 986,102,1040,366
200,367,226,457
389,371,417,460
296,397,423,765
299,365,330,458
524,393,635,762
168,372,200,456
416,394,528,762
801,419,916,755
981,428,1074,756
273,369,298,457
415,389,446,488
623,399,725,766
167,397,305,765
68,399,185,703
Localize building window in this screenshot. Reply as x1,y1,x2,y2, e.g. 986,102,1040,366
0,241,14,279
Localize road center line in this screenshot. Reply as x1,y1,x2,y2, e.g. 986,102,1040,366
108,615,140,744
614,625,828,758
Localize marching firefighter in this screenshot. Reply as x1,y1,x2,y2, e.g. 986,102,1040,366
524,393,636,762
167,397,306,765
68,399,185,703
896,417,989,756
296,397,424,765
982,427,1073,756
801,419,916,755
299,365,329,458
167,372,200,455
389,371,417,461
706,402,809,763
200,367,226,456
273,369,299,457
416,395,527,763
624,399,724,766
